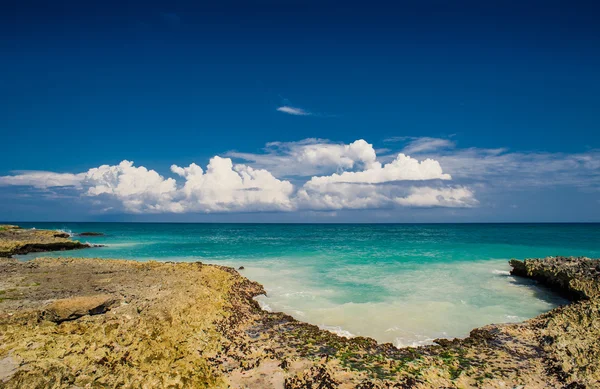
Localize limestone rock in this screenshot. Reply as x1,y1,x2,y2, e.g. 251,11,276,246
43,294,119,323
0,227,91,257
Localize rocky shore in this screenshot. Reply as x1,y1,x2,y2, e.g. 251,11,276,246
0,227,598,388
0,225,90,258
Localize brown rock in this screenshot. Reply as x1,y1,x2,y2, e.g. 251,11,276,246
43,294,119,323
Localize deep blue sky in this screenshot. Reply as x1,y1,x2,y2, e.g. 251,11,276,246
1,1,599,221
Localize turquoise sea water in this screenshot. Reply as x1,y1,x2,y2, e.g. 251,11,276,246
13,223,600,346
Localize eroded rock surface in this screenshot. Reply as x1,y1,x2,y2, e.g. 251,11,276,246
510,256,600,300
43,294,120,323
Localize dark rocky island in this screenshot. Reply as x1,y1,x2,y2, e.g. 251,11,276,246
0,226,598,388
77,232,105,236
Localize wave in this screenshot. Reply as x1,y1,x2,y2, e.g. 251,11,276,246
56,229,73,237
101,242,142,248
394,336,437,348
258,300,273,312
504,315,522,321
319,325,354,338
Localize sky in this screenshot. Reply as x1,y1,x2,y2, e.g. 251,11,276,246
0,0,599,222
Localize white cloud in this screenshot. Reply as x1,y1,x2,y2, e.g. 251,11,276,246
296,139,379,170
303,153,450,190
294,183,475,211
227,139,380,177
0,171,85,189
170,156,295,212
382,137,600,190
84,160,180,213
0,139,472,214
385,136,455,154
295,183,393,210
395,186,477,208
35,158,296,214
293,151,453,211
402,137,455,154
0,159,295,214
276,106,311,116
426,147,600,188
2,137,598,217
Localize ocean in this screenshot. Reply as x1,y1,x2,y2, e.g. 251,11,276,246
13,223,600,347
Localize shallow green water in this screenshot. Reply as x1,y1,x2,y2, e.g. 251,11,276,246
14,223,600,346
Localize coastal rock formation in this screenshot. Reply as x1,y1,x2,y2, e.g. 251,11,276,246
0,225,90,257
0,237,598,388
510,256,600,300
509,256,600,386
43,294,120,323
77,232,105,236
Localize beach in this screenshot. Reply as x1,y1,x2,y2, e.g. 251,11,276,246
1,225,599,388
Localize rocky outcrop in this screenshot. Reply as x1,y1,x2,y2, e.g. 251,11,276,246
0,225,90,257
508,256,600,387
42,294,120,323
0,250,598,388
510,256,600,300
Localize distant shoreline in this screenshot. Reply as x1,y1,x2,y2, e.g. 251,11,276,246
3,221,600,224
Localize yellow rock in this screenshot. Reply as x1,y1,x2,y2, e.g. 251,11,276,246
43,294,119,323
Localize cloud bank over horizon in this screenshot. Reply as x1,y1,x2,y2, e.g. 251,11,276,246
0,136,598,218
0,138,475,214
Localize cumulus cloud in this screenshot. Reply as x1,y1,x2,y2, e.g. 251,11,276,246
295,183,474,211
295,139,379,170
1,136,597,217
227,139,380,177
293,150,454,211
303,153,450,190
276,106,311,116
170,156,295,212
37,158,296,214
0,139,469,214
84,161,180,213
